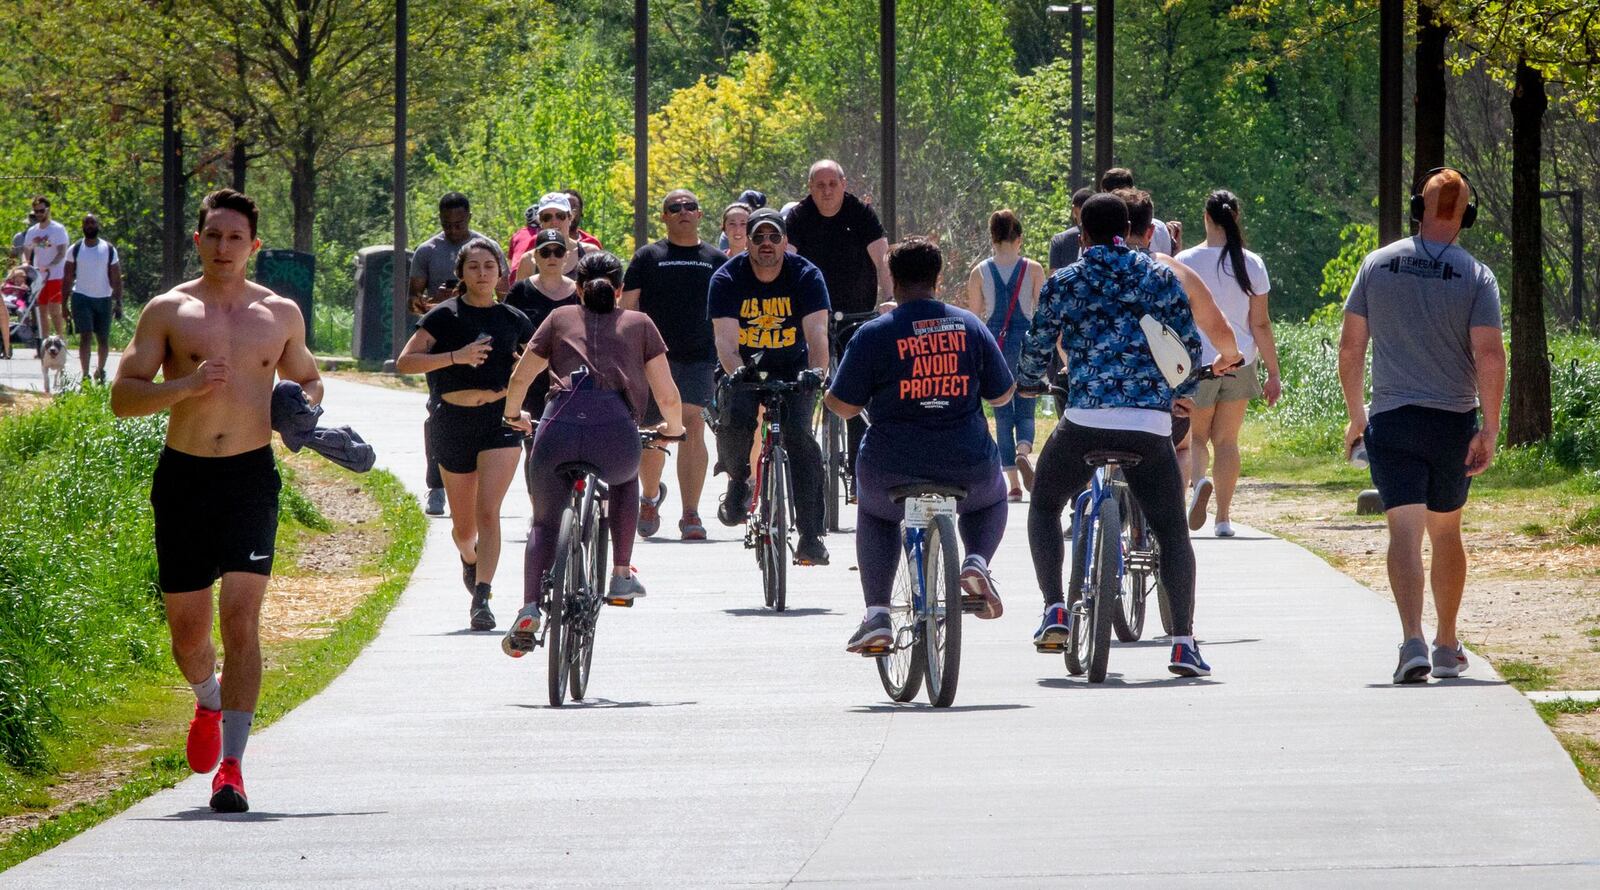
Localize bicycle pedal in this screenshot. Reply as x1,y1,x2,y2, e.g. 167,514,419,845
960,594,988,614
603,597,635,608
1034,642,1069,653
859,645,892,657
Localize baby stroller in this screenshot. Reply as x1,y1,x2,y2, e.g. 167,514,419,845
5,268,44,356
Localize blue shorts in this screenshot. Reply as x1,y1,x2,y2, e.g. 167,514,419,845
1365,405,1478,513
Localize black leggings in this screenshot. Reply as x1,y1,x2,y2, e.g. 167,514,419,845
1027,419,1196,636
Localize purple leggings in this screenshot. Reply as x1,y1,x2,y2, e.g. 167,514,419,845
523,390,642,606
854,460,1008,608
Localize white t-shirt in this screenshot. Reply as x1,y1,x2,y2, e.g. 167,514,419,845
1149,219,1173,256
1174,244,1270,364
25,221,70,280
69,239,119,298
1066,407,1173,437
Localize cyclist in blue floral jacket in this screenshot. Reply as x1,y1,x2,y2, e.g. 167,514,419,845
1017,193,1243,677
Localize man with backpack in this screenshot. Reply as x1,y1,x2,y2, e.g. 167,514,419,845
61,213,122,383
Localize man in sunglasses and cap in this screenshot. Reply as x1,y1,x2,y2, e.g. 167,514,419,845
515,192,590,282
707,208,833,566
621,189,727,541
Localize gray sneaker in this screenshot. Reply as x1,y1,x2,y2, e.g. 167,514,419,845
1393,637,1431,684
846,612,894,655
1431,641,1468,679
608,573,646,602
425,487,446,516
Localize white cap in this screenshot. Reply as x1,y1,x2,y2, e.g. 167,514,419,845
536,193,572,215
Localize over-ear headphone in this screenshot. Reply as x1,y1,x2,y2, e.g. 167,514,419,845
1410,166,1477,229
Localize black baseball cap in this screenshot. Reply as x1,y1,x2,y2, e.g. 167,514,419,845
534,228,567,249
747,208,786,237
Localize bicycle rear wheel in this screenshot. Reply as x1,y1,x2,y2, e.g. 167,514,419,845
876,536,925,702
824,411,844,532
761,448,790,612
569,492,607,702
1064,501,1090,676
546,502,579,707
1086,497,1120,683
922,514,963,707
1113,487,1151,642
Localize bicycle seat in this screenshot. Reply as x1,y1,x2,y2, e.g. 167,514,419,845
888,482,969,503
1083,450,1142,468
555,461,603,480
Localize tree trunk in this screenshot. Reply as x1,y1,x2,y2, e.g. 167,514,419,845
1411,1,1448,236
1506,60,1551,446
230,117,249,193
289,135,316,254
161,80,186,290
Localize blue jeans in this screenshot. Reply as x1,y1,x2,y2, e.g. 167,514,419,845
994,394,1036,471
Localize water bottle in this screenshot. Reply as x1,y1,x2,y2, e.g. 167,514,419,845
1349,436,1369,470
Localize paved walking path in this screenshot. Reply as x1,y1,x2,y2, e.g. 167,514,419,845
6,373,1600,887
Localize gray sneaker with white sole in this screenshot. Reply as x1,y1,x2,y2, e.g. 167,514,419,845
1431,641,1468,679
1393,637,1431,684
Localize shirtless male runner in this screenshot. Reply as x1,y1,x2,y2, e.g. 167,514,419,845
111,189,323,813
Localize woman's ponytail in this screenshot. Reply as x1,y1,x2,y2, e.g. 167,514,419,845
1205,189,1256,296
581,278,617,313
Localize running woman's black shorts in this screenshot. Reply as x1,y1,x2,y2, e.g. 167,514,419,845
426,399,524,475
1365,404,1479,513
150,445,281,593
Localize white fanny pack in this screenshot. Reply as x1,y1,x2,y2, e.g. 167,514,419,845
1140,314,1192,389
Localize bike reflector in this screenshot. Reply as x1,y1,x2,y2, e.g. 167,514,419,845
1140,314,1191,389
904,495,957,528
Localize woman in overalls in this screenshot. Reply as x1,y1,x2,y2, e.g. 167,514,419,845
965,209,1045,501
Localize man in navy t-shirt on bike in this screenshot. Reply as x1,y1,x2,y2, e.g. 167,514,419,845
825,237,1017,653
1017,194,1243,677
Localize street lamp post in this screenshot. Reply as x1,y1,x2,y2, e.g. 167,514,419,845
1378,0,1404,244
1541,188,1586,327
1093,0,1113,181
390,0,408,367
881,0,897,240
634,0,649,251
1046,5,1095,192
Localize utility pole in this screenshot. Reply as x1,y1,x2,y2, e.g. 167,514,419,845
1046,5,1094,191
634,0,649,251
1378,0,1404,244
881,0,897,240
390,0,408,365
1093,0,1113,182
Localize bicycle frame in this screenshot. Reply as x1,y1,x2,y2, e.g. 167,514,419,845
744,387,795,549
1071,466,1125,603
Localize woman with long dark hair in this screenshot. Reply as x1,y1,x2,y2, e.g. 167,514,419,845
500,252,686,657
396,237,534,630
1174,190,1282,537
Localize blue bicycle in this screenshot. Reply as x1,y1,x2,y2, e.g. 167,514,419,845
1061,452,1139,683
868,482,987,707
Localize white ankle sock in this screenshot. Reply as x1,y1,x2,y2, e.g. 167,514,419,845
191,674,221,712
1173,635,1195,648
865,606,889,619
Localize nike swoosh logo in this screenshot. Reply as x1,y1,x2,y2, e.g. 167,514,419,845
249,551,270,561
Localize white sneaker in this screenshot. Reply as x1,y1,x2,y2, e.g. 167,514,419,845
1214,520,1235,538
1187,477,1213,531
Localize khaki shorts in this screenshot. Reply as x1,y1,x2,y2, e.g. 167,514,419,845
1191,360,1263,409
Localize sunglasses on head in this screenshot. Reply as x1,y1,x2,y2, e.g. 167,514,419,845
750,230,783,245
664,201,700,214
539,211,570,223
536,244,567,259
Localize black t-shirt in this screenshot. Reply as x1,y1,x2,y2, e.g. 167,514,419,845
785,193,885,314
506,278,579,331
1048,227,1081,271
622,239,726,362
416,297,535,395
707,254,831,377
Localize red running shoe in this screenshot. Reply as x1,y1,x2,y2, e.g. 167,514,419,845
210,757,249,813
186,705,223,774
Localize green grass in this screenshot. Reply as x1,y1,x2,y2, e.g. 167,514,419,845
0,391,424,871
1495,659,1557,692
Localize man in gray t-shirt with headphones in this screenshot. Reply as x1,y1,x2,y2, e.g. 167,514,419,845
1338,167,1505,686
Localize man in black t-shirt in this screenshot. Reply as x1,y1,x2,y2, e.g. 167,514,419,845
784,160,892,482
621,189,727,541
1047,187,1095,273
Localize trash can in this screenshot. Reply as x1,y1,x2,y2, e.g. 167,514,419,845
254,249,316,348
353,246,413,363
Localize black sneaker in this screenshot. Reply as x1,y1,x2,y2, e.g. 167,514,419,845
461,557,477,596
795,534,829,566
718,481,750,526
846,612,893,654
470,582,496,631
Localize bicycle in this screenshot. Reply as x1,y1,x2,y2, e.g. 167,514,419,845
863,482,991,708
820,310,878,531
536,426,679,707
731,372,812,612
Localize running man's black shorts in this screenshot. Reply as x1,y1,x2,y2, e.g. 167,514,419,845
150,445,281,593
1365,404,1479,513
426,399,524,475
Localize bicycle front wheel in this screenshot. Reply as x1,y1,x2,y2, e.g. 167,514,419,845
876,536,925,702
546,502,579,707
1065,501,1090,676
569,492,608,702
761,447,790,612
1086,497,1120,683
922,515,963,707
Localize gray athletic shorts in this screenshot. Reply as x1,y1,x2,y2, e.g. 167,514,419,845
645,358,717,423
1191,360,1263,409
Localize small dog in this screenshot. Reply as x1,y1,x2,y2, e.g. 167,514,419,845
39,335,67,395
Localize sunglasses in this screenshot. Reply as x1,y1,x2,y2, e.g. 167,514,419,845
536,245,568,259
664,201,700,214
750,231,783,245
539,212,570,223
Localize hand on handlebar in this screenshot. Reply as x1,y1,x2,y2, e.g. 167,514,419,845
1015,380,1047,400
798,367,828,389
1209,351,1245,378
502,410,534,434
